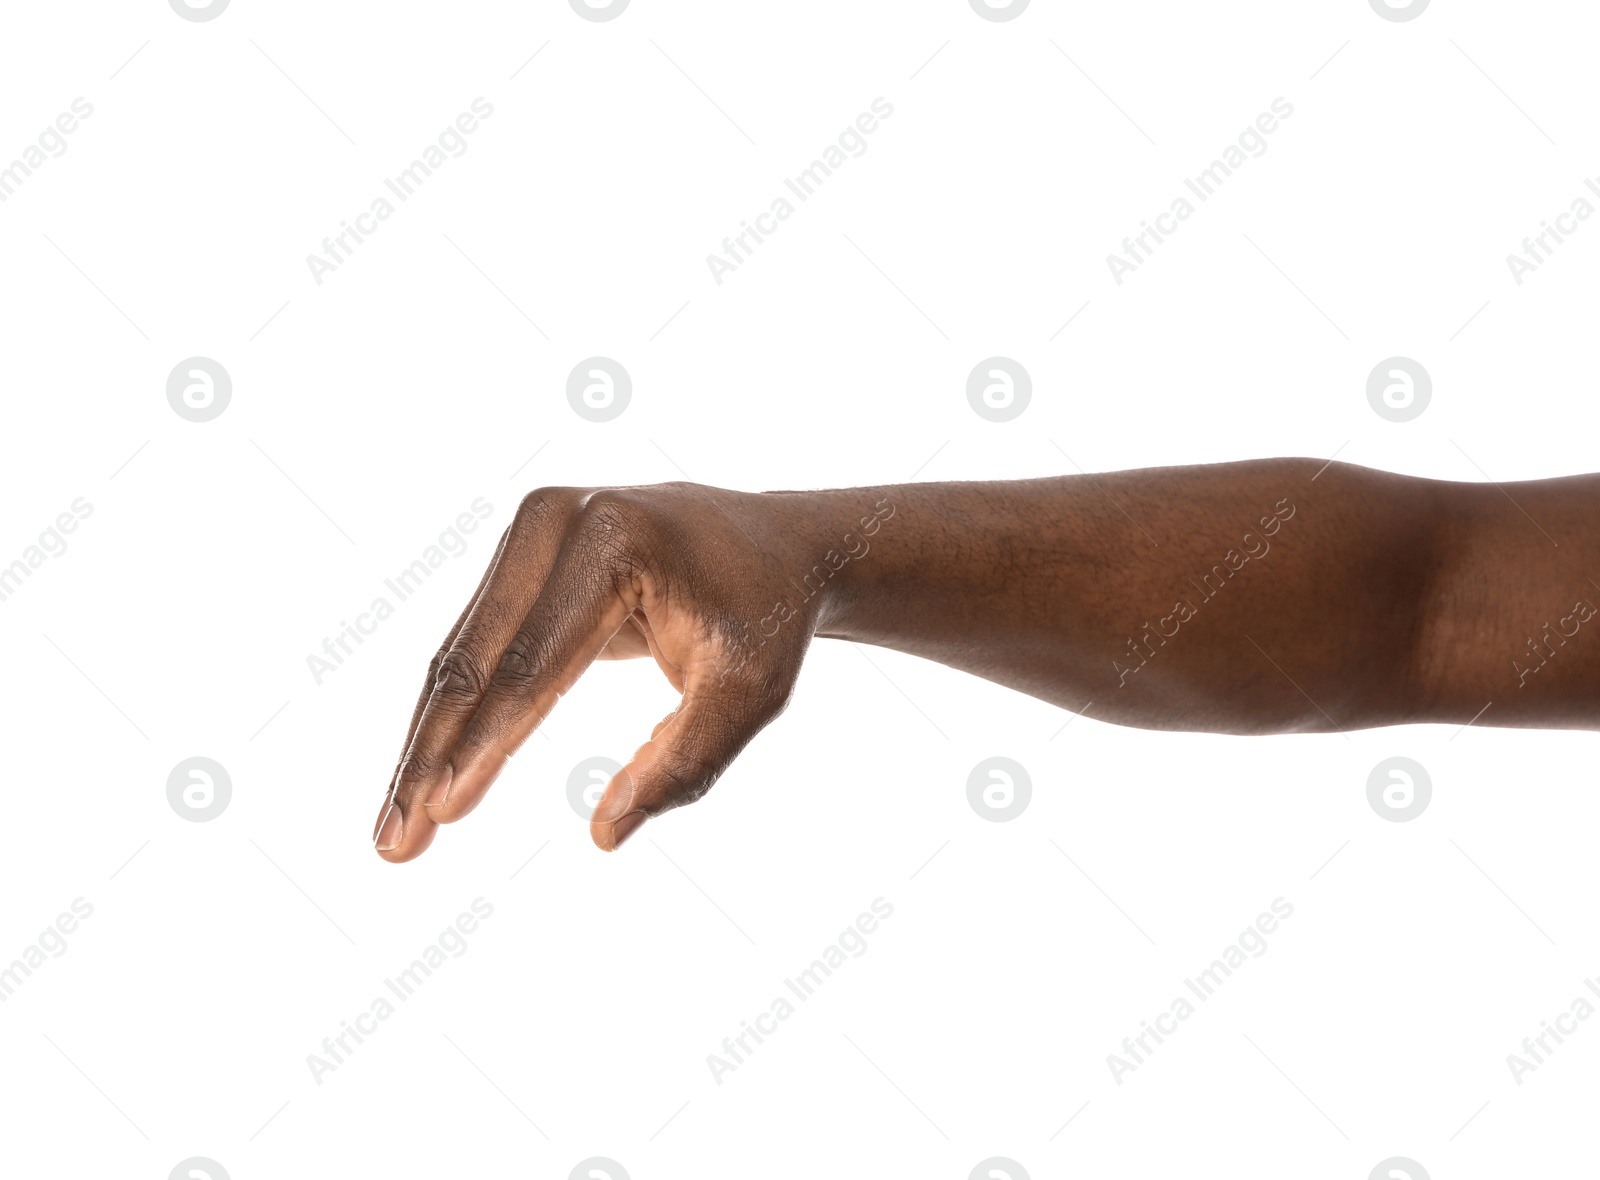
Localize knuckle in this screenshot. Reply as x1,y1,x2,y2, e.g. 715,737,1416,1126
576,488,651,530
432,648,489,703
572,491,652,571
424,650,447,692
493,632,542,687
655,747,721,809
397,745,443,788
513,489,546,529
514,486,578,534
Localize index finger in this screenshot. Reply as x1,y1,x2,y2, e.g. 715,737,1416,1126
388,529,508,769
373,527,507,838
377,490,586,860
425,495,644,823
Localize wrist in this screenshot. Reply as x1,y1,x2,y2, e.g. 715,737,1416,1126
747,486,902,639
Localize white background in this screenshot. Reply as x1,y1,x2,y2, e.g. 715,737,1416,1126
2,1,1598,1177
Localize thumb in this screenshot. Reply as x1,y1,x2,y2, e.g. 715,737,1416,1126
590,686,783,850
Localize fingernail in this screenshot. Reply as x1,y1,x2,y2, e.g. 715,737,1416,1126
611,812,645,849
423,766,454,810
372,792,393,841
374,801,403,851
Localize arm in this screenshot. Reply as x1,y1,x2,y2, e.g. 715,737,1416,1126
373,459,1600,862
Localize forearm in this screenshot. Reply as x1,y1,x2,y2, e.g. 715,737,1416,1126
786,459,1600,733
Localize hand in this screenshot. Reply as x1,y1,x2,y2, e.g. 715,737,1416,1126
373,483,865,861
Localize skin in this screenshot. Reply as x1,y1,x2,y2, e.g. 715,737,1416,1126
374,458,1600,861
